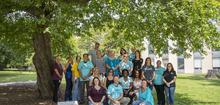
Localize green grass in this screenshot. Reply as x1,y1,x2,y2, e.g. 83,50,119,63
0,70,36,83
174,74,220,105
0,71,220,105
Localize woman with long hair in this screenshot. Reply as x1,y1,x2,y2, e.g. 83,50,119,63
141,57,155,90
163,63,177,105
88,77,107,105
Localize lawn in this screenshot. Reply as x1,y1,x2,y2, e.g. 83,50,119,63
0,71,220,105
0,70,36,83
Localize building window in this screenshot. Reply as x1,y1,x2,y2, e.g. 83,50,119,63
212,51,220,69
213,58,220,69
194,52,203,71
177,56,184,70
194,59,202,70
162,57,169,67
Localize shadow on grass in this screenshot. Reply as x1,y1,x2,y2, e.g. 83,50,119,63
176,93,220,105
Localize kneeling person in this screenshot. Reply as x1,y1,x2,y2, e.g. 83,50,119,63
107,76,130,105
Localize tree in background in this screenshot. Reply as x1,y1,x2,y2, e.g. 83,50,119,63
0,0,220,100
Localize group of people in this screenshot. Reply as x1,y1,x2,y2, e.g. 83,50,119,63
51,42,177,105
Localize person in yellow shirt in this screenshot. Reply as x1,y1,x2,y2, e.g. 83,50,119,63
72,56,81,102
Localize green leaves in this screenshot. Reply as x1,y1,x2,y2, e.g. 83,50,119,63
0,0,220,60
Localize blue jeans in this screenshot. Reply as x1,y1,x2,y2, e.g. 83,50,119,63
64,77,73,101
165,87,175,105
72,78,80,101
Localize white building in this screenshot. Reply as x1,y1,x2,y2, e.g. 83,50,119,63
141,40,220,74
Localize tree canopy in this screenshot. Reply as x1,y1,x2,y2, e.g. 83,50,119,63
1,0,220,57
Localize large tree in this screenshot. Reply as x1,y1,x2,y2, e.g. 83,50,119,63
0,0,220,99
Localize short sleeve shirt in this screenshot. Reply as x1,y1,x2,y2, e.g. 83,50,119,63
107,84,123,100
78,61,94,81
163,70,177,87
52,62,63,80
119,61,133,71
142,65,155,80
119,77,133,89
153,67,165,85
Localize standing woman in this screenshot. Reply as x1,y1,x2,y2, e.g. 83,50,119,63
52,56,63,103
72,56,81,102
163,63,177,105
118,48,127,62
142,57,155,90
154,60,165,105
64,57,73,101
95,50,106,76
132,50,143,77
88,77,107,105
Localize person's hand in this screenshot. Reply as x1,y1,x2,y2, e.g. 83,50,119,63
97,102,102,105
60,75,63,79
82,77,86,80
113,101,120,105
129,92,134,95
166,82,170,87
149,81,153,85
140,102,145,105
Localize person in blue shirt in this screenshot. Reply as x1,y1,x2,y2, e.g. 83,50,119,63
88,42,100,65
119,69,133,104
117,48,127,63
105,50,120,76
108,76,130,105
119,54,133,76
64,57,73,101
153,60,165,105
133,79,154,105
129,47,136,61
78,54,94,104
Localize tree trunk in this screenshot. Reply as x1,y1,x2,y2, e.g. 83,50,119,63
32,27,54,99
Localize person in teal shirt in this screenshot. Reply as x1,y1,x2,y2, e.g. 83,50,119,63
153,60,165,105
107,76,130,105
105,50,120,76
119,54,133,76
133,79,154,105
78,54,94,103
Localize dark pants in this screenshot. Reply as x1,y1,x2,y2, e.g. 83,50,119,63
64,77,73,101
79,81,89,103
53,80,61,103
154,85,165,105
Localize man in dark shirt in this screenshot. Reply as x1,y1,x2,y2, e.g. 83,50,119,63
52,56,63,103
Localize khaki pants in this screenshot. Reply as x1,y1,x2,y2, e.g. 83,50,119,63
110,97,130,105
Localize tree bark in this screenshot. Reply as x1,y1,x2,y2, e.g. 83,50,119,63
32,27,54,99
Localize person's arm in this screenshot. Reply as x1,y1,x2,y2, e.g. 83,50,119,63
100,96,106,103
129,62,133,74
55,69,62,79
78,62,84,79
104,78,107,88
88,96,95,104
114,93,123,101
169,76,176,84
